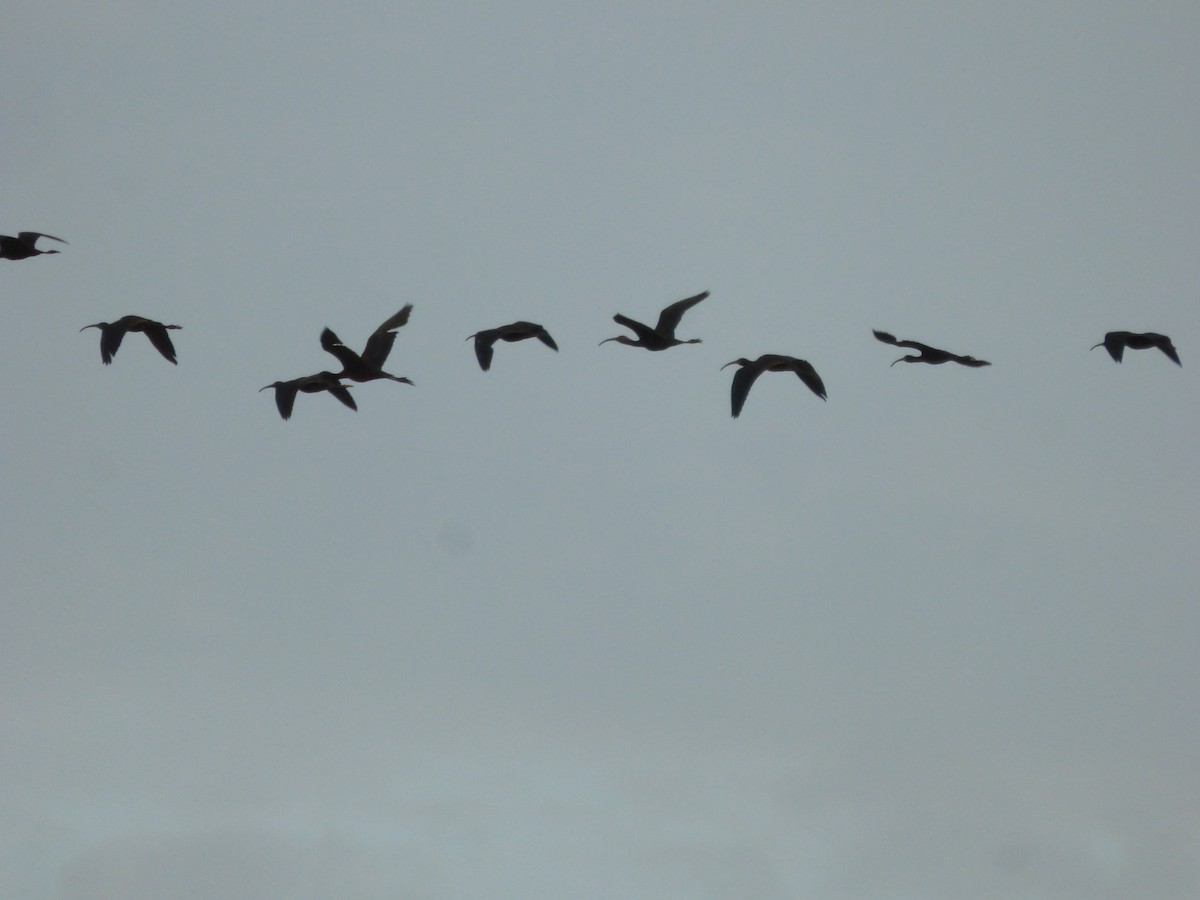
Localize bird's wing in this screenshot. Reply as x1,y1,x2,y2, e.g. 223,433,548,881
791,360,827,400
729,363,763,418
535,328,558,351
326,381,358,411
274,383,298,420
655,291,709,336
613,313,658,342
320,327,363,369
874,330,934,353
362,305,413,369
100,326,124,365
1103,335,1125,363
1156,338,1182,366
142,322,179,364
17,232,67,245
472,332,496,371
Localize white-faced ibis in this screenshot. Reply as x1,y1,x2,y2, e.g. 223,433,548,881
1091,331,1181,366
0,232,66,260
599,291,708,350
80,315,181,365
320,306,414,384
722,354,827,418
467,321,558,371
259,372,356,421
873,330,990,367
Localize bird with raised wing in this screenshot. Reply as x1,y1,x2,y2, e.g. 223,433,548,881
320,305,415,384
1091,331,1181,366
259,372,356,421
722,354,827,418
873,330,990,367
599,291,708,350
467,321,558,371
1,232,67,260
80,315,181,365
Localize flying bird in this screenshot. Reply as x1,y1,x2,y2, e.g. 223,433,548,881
320,305,415,384
722,354,827,418
1,232,67,260
599,291,708,350
80,315,181,365
873,330,991,367
467,321,558,370
1090,331,1181,366
259,372,356,421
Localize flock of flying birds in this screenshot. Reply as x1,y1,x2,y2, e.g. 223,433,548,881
4,230,1185,420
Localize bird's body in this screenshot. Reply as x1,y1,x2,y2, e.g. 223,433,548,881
722,354,827,417
599,291,708,350
1091,331,1181,366
873,330,990,367
467,321,558,370
321,305,415,384
80,315,181,365
259,372,356,420
0,231,66,260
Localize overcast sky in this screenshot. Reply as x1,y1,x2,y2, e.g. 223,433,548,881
3,3,1199,897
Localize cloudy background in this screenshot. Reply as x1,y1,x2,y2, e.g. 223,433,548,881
3,2,1198,897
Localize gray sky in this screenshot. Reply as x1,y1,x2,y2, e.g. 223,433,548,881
3,3,1198,897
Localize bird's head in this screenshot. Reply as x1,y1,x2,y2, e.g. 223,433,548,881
79,323,105,332
1089,342,1105,351
599,335,633,347
721,358,751,370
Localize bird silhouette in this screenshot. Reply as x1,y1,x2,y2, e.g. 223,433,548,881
1,232,67,260
873,330,990,367
320,305,415,384
722,354,827,417
259,372,356,421
599,291,708,350
80,315,181,365
467,321,558,371
1091,331,1181,366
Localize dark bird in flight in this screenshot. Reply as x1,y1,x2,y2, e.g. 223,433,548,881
1,232,67,260
1091,331,1181,366
467,321,558,371
599,291,708,350
320,305,415,384
722,354,827,418
873,330,991,367
259,372,356,421
80,315,181,365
